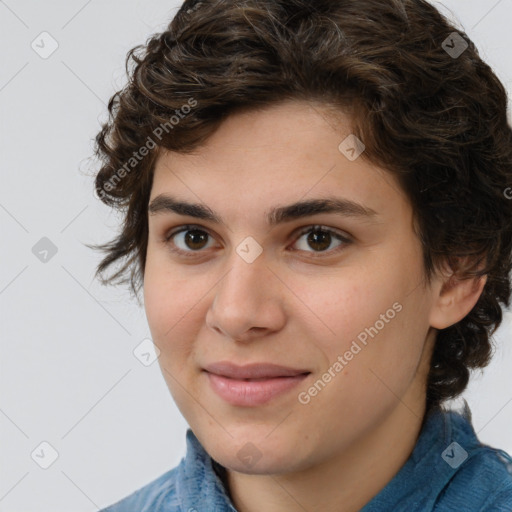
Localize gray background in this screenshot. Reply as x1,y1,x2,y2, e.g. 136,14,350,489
1,1,511,510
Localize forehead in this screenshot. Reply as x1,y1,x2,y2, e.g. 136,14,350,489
150,100,409,224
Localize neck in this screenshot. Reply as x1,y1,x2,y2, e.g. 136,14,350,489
224,391,427,512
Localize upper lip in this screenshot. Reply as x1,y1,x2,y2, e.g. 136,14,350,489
203,361,310,379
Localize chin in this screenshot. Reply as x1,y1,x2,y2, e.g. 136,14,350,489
202,433,307,476
216,451,298,476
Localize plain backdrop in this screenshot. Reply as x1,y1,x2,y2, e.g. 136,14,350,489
1,1,511,510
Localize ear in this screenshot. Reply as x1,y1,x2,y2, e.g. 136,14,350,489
428,259,488,330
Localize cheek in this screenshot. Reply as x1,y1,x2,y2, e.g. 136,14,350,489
295,267,399,353
143,256,199,349
143,271,172,341
144,256,225,381
318,293,429,413
299,261,427,394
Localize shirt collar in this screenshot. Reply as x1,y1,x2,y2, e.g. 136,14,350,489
176,402,479,511
176,429,238,511
361,400,481,511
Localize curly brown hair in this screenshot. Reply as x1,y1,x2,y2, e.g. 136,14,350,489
91,0,512,413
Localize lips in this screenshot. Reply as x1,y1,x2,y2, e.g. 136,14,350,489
202,361,311,406
203,361,310,379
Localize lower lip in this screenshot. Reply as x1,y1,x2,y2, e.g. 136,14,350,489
204,371,310,406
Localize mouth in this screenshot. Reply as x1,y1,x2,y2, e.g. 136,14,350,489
203,361,311,379
202,361,311,406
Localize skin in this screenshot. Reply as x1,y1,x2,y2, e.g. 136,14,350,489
143,100,486,512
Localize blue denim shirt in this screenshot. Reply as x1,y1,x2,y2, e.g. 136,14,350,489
100,405,512,511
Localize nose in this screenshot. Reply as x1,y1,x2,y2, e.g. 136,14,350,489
205,249,286,343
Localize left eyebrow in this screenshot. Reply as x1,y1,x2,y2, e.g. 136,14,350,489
148,194,379,227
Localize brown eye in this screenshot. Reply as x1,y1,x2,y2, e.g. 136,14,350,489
292,225,352,255
182,229,209,250
165,226,216,257
306,229,332,251
164,224,352,260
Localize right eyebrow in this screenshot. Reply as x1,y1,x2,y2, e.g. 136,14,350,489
148,194,379,227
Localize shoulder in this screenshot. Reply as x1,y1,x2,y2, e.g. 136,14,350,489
434,409,512,511
97,428,235,512
98,466,182,512
435,447,512,511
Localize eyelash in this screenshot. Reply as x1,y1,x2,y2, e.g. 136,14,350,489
163,224,352,259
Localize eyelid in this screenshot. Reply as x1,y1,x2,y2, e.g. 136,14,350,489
294,224,352,242
163,223,352,258
290,224,352,257
163,224,219,258
164,224,213,242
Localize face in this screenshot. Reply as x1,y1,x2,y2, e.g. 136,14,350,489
144,100,440,475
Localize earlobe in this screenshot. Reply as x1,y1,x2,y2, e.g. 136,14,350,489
429,270,487,330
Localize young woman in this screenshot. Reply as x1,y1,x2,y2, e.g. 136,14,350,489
93,0,512,510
